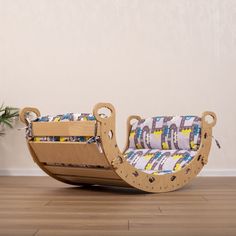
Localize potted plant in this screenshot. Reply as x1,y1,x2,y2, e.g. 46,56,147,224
0,104,19,135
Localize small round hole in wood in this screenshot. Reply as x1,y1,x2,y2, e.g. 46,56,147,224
149,177,155,183
170,176,176,181
186,168,191,174
25,111,38,122
203,112,216,127
97,107,112,119
197,155,202,161
204,115,214,125
108,130,113,139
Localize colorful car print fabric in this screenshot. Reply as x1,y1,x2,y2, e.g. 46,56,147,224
28,113,95,142
126,115,202,174
129,116,201,151
124,148,196,175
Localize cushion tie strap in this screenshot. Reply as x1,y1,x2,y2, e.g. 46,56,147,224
212,136,221,149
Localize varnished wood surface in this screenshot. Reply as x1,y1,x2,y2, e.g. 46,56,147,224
0,176,235,236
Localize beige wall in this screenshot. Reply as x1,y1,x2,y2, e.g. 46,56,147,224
0,0,235,175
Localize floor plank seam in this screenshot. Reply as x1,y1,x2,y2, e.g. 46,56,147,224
32,229,39,236
202,196,209,201
128,220,130,231
44,200,51,206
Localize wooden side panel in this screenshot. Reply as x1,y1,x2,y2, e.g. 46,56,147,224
44,166,120,179
93,103,217,193
32,121,100,137
29,142,109,167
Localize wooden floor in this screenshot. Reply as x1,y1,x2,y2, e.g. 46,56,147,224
0,177,235,236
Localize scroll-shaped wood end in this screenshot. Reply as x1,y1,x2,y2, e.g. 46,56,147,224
202,111,217,128
93,102,115,122
19,107,41,125
127,115,142,127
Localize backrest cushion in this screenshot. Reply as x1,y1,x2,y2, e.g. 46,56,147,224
129,116,201,151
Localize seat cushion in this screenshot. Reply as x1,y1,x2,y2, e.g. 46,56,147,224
124,148,196,175
129,116,201,151
36,113,95,122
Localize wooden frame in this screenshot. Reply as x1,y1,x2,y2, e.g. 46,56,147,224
20,103,216,193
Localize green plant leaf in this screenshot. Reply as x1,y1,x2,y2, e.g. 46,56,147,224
0,104,19,129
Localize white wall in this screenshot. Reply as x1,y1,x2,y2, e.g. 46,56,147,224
0,0,235,176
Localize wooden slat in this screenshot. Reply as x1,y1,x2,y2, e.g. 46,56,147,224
58,175,130,187
44,166,120,179
29,142,109,167
32,121,100,137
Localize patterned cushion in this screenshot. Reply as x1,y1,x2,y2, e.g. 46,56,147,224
125,148,196,175
36,113,95,122
129,116,201,151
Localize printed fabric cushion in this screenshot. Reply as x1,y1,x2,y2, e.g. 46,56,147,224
124,148,196,175
129,116,201,151
36,113,95,122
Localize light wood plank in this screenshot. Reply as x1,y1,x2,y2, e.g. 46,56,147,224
30,142,109,166
32,121,100,137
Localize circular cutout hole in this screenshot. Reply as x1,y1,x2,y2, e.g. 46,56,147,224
97,107,112,119
204,115,214,125
130,118,139,126
108,130,113,139
26,111,38,122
